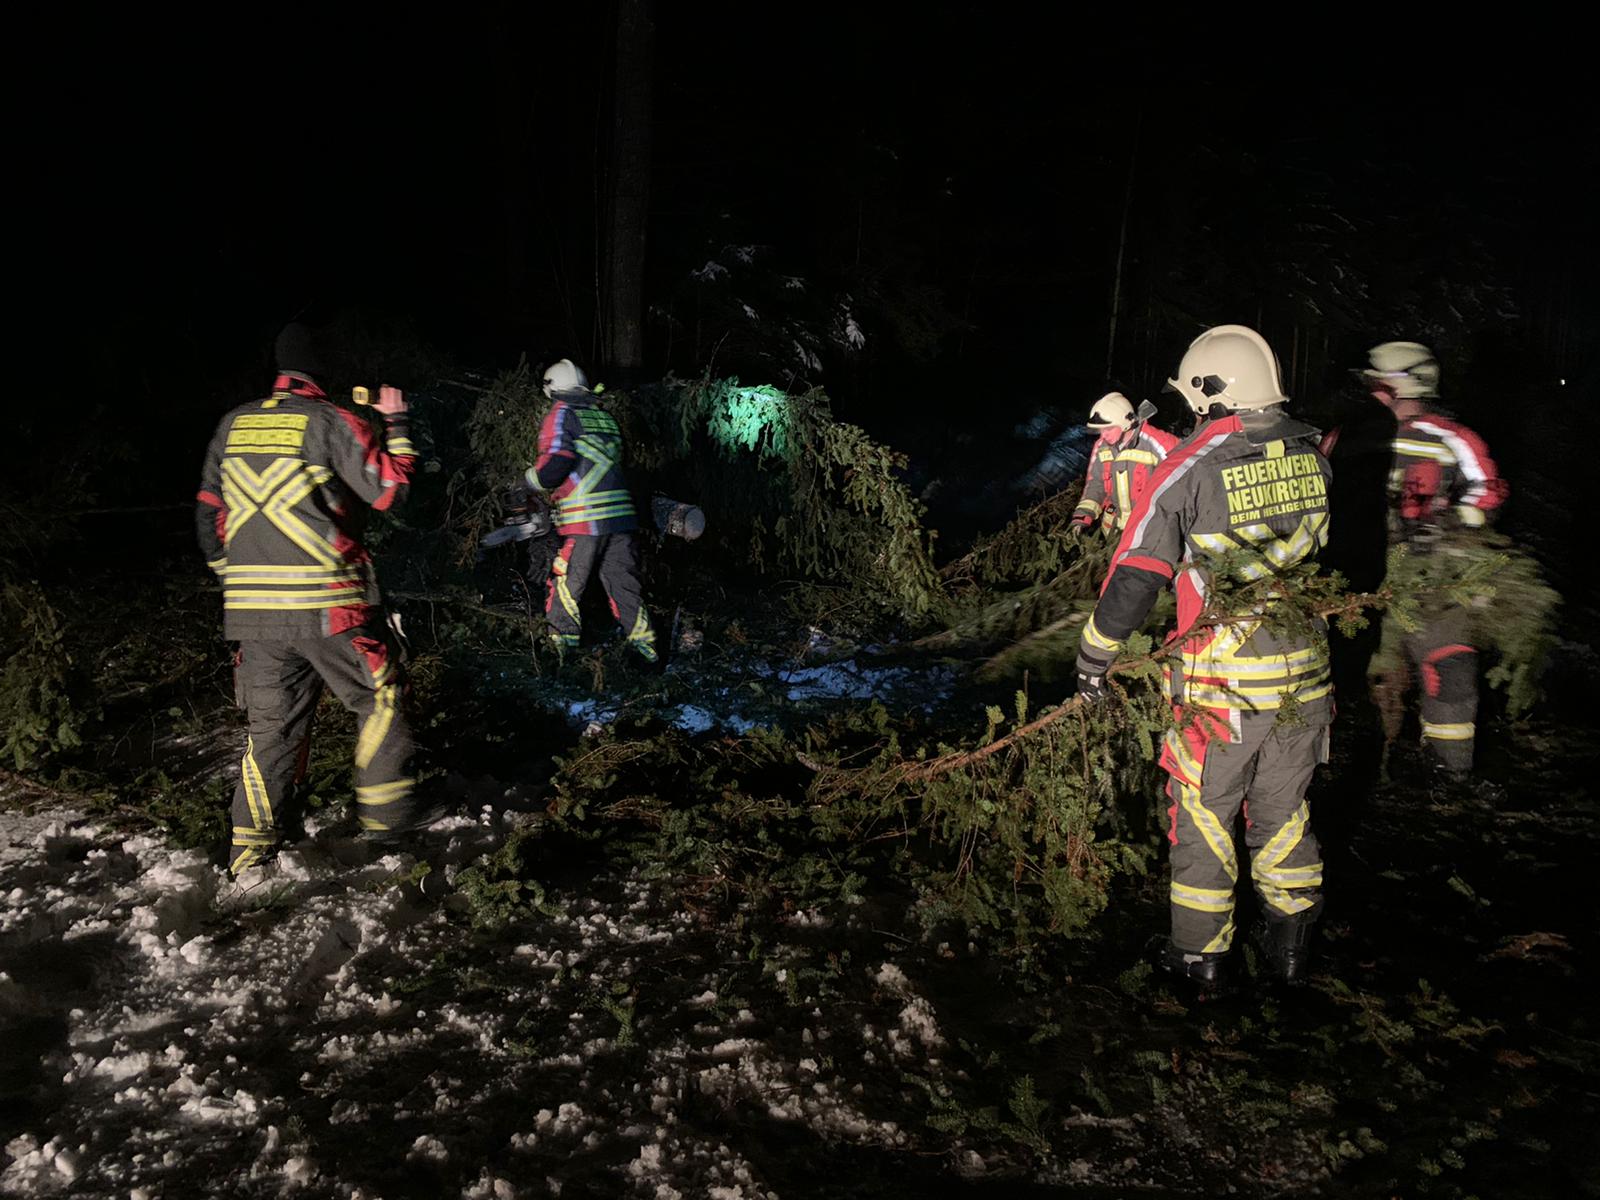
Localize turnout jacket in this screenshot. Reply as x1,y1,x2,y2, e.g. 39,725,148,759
1319,408,1506,542
1080,408,1334,723
526,390,638,536
195,374,416,640
1073,423,1181,533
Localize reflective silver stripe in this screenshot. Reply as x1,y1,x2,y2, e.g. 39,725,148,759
1393,437,1454,461
1171,881,1234,912
1124,430,1231,552
1412,419,1492,510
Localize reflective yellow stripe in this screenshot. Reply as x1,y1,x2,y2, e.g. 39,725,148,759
1421,721,1475,742
355,684,399,771
356,779,414,806
1073,499,1101,517
224,587,364,599
553,573,581,623
1251,802,1318,916
1182,649,1325,676
222,563,362,578
225,597,364,611
1163,727,1203,788
1186,681,1332,710
1117,448,1159,466
1189,673,1331,698
261,472,340,566
207,557,228,572
386,438,417,456
1171,881,1235,912
628,608,654,643
240,738,273,829
359,815,391,832
1081,615,1123,655
1255,863,1323,885
1202,918,1235,954
559,503,637,524
1455,505,1486,528
1179,781,1237,882
224,573,363,587
229,846,264,874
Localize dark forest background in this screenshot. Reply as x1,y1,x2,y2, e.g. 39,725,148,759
16,6,1595,525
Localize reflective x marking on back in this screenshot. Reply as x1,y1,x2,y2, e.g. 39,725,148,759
220,456,338,565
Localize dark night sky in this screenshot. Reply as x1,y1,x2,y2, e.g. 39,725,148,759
24,9,1596,491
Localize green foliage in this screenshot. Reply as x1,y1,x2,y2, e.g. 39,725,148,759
809,657,1166,945
675,379,948,623
141,769,230,849
0,582,88,769
448,359,549,558
947,487,1104,590
454,826,549,931
1379,531,1560,718
465,360,547,489
456,373,948,625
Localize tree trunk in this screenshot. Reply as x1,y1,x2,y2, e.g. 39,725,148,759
604,0,653,378
1104,112,1141,382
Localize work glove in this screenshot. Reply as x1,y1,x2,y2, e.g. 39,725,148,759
1067,516,1094,539
1074,649,1113,704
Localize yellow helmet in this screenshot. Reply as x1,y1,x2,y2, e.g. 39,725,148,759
1363,341,1439,399
1166,325,1288,416
1086,391,1136,430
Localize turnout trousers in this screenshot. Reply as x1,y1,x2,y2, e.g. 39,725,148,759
229,623,415,874
1161,709,1328,954
1371,605,1477,773
546,532,657,661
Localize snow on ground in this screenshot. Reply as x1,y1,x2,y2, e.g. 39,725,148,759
555,651,952,739
0,802,955,1198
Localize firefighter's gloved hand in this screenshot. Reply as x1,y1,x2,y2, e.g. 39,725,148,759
1067,518,1092,539
375,385,408,416
1074,650,1113,704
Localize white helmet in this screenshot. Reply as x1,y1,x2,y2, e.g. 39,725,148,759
1363,341,1439,399
542,358,589,398
1166,324,1288,416
1086,391,1136,431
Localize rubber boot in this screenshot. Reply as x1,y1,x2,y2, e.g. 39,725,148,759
1252,911,1318,985
1161,944,1228,992
360,793,457,846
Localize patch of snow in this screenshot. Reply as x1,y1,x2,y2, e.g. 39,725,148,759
409,1135,449,1163
874,962,911,995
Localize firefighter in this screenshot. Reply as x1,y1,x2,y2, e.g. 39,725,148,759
1069,392,1181,536
1322,341,1508,774
195,324,427,876
1074,326,1333,987
525,358,657,663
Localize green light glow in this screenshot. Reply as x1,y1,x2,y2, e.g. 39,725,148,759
708,385,789,456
